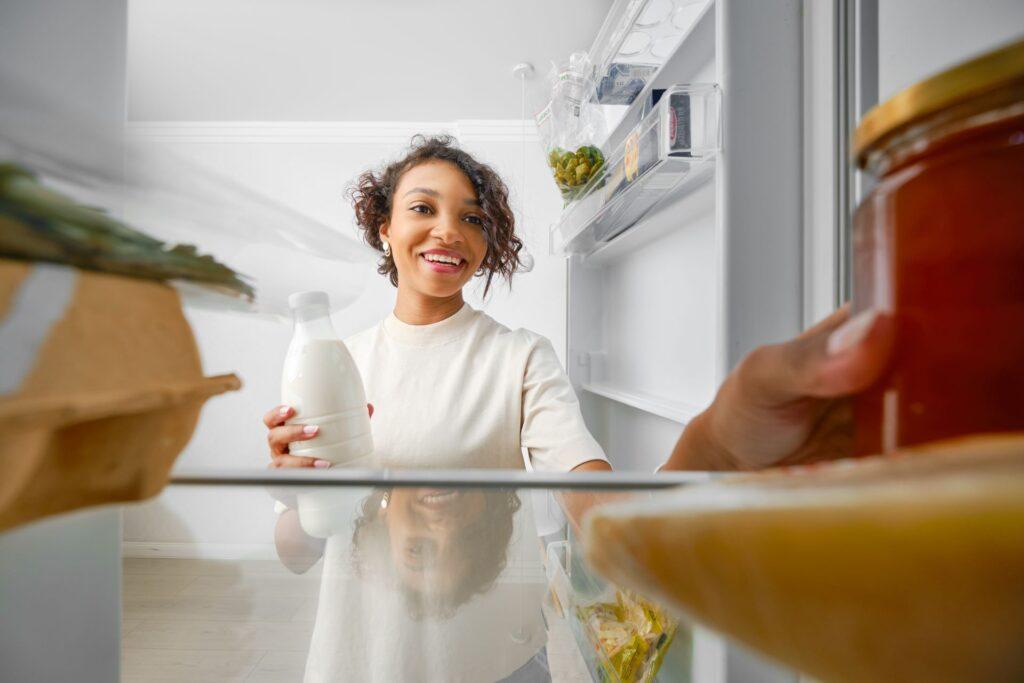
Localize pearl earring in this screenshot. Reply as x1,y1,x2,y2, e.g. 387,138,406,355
380,491,390,509
382,240,391,257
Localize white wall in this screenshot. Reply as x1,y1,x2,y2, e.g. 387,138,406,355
122,121,568,552
127,0,611,121
878,0,1024,101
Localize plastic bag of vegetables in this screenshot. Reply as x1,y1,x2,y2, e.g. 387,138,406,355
536,53,607,203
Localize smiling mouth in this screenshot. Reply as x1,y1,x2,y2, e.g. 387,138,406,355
418,489,460,506
420,253,467,272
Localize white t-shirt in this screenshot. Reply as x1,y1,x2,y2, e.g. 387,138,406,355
344,302,607,472
285,305,592,681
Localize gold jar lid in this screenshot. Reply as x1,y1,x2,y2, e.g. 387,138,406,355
854,37,1024,167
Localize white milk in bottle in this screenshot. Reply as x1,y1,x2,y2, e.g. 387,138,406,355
281,291,373,465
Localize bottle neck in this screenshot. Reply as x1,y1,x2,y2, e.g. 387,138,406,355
291,305,338,340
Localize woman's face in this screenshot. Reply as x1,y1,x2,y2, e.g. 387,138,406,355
382,488,485,593
381,160,489,299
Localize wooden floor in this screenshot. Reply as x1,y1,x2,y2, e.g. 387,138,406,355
122,557,591,682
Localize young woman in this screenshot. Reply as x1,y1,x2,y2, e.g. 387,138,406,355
263,135,891,682
263,134,892,474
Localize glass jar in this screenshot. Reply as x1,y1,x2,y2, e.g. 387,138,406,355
852,38,1024,455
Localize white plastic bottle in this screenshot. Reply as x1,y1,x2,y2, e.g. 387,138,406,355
281,291,373,465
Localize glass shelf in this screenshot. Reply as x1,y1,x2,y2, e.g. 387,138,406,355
114,471,710,682
551,84,720,256
0,69,376,316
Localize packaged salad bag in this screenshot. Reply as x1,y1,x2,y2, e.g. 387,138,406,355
536,53,607,204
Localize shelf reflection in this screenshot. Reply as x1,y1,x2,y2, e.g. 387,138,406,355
271,485,549,680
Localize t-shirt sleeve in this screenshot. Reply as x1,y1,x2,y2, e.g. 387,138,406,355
520,335,608,472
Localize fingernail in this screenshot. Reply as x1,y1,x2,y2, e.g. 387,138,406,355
827,309,879,355
302,425,319,436
313,459,331,468
279,406,291,416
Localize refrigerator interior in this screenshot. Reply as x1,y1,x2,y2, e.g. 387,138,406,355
4,0,1024,682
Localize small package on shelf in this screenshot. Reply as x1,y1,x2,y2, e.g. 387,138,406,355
661,87,693,155
603,111,662,205
596,63,658,105
575,589,679,683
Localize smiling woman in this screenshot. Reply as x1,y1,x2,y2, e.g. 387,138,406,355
264,135,612,477
262,134,896,485
350,134,523,301
264,139,614,680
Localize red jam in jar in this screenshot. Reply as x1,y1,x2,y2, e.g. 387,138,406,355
852,39,1024,455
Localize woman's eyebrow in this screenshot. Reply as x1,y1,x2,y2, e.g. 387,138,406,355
402,186,479,206
403,187,441,198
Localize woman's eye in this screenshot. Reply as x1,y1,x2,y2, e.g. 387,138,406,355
465,215,483,225
410,204,431,214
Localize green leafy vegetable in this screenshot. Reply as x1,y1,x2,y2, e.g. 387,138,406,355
547,145,605,202
0,163,254,299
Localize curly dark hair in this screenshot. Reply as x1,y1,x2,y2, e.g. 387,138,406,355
348,134,524,297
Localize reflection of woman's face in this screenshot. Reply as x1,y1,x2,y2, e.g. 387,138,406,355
351,488,520,619
382,489,486,592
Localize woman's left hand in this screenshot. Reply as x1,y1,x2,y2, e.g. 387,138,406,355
264,403,374,468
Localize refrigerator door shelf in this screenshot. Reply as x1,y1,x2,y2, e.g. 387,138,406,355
551,84,720,257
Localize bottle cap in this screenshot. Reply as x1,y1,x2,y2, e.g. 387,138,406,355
288,291,330,310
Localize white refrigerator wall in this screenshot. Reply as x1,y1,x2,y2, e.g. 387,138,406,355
569,0,807,479
569,53,720,474
121,124,570,554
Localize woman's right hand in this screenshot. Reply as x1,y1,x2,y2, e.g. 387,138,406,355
263,403,374,468
663,305,892,471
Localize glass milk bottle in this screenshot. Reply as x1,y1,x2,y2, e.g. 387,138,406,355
281,291,373,465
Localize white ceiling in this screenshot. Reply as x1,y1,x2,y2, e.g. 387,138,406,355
127,0,613,121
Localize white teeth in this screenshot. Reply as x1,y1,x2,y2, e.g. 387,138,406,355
423,253,462,266
422,491,458,503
